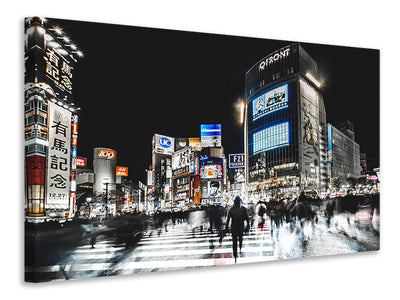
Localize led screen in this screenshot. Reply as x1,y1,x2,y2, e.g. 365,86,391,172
200,164,223,179
252,83,288,121
253,121,289,154
200,124,222,147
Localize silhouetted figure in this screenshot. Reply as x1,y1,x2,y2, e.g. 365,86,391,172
225,196,249,263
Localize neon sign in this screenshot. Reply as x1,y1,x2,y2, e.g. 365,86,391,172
97,149,115,159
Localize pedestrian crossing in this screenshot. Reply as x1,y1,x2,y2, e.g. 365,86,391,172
25,221,275,281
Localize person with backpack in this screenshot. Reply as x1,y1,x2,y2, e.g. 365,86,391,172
225,196,249,263
256,201,267,229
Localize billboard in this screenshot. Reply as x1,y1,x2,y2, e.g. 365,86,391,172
206,181,223,198
154,134,175,155
172,147,192,170
200,157,223,179
25,21,77,102
46,102,71,209
96,148,116,159
76,157,87,167
189,137,202,151
116,166,128,176
229,153,245,168
327,124,333,163
252,83,288,121
200,124,221,147
193,175,201,204
175,138,189,151
253,122,289,154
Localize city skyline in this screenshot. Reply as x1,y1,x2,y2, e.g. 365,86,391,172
47,17,380,184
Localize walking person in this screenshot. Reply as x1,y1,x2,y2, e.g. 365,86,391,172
225,196,249,263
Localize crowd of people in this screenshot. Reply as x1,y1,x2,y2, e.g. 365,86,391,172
110,192,379,261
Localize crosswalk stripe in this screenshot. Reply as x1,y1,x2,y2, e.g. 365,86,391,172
26,222,274,279
116,256,276,274
136,239,272,250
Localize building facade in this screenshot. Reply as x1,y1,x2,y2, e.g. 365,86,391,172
327,123,361,179
24,17,82,219
244,43,328,200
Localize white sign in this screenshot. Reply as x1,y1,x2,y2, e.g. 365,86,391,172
154,134,175,155
172,147,192,171
259,48,290,70
47,102,71,209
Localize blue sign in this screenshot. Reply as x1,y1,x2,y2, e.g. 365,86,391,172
252,83,288,121
159,137,171,148
327,124,333,163
253,121,289,154
200,124,221,137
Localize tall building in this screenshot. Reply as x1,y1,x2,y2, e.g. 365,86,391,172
327,123,361,179
24,17,82,219
93,147,117,196
244,43,328,200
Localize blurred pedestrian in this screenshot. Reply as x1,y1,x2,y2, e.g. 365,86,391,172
225,196,249,263
188,207,206,237
247,201,256,229
256,201,267,229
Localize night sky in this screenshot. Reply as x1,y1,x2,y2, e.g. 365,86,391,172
46,17,380,184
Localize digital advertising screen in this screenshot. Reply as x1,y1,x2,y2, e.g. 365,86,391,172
200,124,221,147
200,164,223,179
253,121,289,154
252,83,288,121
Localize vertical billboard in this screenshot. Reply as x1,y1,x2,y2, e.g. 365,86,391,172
300,79,321,188
327,124,333,163
193,175,201,203
46,102,71,209
200,124,221,147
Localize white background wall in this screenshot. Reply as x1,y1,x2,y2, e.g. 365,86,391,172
3,1,398,299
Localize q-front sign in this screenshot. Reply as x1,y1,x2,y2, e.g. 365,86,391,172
259,48,290,70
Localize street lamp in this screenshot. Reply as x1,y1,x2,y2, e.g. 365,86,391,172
240,100,249,203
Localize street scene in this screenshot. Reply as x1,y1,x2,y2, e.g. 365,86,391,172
24,17,380,282
25,197,379,282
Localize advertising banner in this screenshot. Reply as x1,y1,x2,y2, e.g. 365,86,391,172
207,181,222,198
200,124,221,147
25,25,77,102
229,153,245,168
300,79,321,188
76,157,87,167
199,157,224,179
327,124,333,163
252,83,288,121
172,147,192,170
253,122,289,154
116,166,128,176
175,138,189,151
193,175,201,203
46,102,71,209
154,134,175,155
189,137,202,151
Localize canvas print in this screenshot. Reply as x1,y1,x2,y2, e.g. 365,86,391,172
24,17,380,283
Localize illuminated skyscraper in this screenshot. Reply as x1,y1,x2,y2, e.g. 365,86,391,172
244,43,328,199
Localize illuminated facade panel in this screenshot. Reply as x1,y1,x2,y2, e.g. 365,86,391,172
252,84,288,121
253,122,289,154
